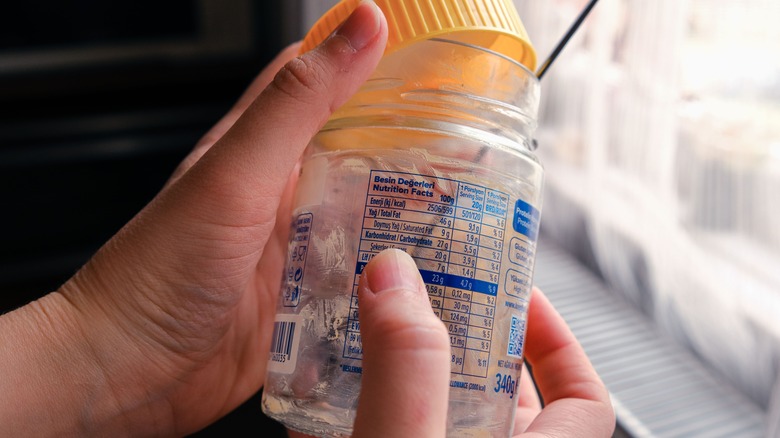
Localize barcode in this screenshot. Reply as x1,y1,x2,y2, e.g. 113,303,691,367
271,321,296,357
267,315,301,374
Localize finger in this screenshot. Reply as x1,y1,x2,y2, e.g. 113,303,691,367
513,363,542,433
255,163,300,296
173,1,388,232
353,250,450,438
214,42,303,137
519,288,615,437
201,42,303,148
169,43,303,184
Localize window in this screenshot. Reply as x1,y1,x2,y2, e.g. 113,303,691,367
515,0,780,412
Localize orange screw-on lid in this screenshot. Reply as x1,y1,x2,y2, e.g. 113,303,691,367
301,0,537,71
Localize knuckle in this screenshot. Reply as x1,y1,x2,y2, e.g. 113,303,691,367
270,55,330,103
366,310,450,353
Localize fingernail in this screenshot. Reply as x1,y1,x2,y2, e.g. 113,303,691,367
334,1,382,51
364,249,420,294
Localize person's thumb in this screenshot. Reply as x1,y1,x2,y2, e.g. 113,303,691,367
167,1,388,236
353,249,451,438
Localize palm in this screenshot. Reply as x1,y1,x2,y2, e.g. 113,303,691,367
113,45,302,430
155,146,298,432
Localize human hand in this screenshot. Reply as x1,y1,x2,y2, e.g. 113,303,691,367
344,252,615,438
0,2,388,436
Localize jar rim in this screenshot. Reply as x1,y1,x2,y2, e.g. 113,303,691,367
428,37,539,84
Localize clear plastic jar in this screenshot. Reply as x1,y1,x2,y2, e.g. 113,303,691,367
262,38,542,437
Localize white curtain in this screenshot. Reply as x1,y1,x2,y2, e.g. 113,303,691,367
515,0,780,410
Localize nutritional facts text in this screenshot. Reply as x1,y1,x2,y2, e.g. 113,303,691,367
344,171,512,378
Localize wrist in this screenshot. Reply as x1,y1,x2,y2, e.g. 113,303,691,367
0,291,122,435
0,276,183,436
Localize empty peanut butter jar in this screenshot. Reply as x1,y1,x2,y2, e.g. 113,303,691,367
262,1,542,436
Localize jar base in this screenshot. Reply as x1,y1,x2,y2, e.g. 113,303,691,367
262,392,355,437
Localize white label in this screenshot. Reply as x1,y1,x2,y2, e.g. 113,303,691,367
267,314,302,374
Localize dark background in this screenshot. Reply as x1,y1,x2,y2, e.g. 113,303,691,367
0,1,297,435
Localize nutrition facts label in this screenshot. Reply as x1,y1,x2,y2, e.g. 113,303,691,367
344,170,511,378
